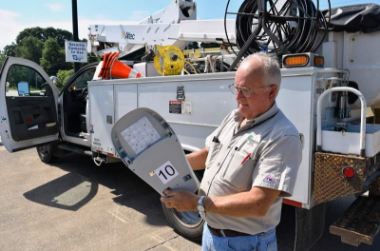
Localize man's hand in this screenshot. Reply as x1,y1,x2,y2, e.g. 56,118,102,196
160,189,198,212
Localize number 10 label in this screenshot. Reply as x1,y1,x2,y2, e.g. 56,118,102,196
155,161,179,184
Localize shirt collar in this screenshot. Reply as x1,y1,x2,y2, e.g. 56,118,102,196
234,103,279,130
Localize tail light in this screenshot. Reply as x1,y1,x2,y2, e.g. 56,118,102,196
342,166,356,178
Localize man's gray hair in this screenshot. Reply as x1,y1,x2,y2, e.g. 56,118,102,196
243,52,281,87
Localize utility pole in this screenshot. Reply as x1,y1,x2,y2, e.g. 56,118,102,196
72,0,80,72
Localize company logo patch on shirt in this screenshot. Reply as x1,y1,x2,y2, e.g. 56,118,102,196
247,134,260,146
247,135,256,145
263,175,277,186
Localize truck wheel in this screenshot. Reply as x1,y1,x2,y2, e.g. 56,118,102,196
161,203,204,241
36,143,57,164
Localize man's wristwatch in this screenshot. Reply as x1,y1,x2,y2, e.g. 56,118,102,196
197,196,206,219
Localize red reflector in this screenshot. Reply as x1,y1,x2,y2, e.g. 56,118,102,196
283,199,302,208
342,167,355,178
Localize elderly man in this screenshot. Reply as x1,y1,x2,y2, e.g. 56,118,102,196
161,52,302,251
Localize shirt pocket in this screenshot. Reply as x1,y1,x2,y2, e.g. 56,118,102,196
221,146,256,191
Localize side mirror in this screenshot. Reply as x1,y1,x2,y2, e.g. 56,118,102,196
17,81,30,96
50,76,58,86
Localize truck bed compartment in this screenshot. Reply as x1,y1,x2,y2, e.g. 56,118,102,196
322,124,380,157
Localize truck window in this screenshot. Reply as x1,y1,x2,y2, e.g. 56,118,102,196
70,67,96,91
5,64,47,97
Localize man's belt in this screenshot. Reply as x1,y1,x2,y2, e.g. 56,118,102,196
208,226,251,237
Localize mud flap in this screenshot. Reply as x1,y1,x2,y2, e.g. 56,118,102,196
293,203,327,251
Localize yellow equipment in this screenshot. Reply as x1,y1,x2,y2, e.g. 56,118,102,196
153,45,185,76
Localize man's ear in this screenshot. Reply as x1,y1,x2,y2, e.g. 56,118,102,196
268,84,278,99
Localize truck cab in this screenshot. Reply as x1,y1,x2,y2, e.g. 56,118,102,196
0,57,97,161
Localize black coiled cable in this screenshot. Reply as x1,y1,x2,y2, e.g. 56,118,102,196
225,0,331,69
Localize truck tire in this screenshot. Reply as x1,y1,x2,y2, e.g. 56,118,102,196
161,203,204,241
36,142,57,164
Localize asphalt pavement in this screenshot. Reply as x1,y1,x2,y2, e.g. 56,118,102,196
0,147,199,251
0,146,379,251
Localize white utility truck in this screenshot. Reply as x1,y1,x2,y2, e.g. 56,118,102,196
1,0,380,250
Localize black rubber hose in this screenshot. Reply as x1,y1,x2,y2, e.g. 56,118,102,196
225,0,331,59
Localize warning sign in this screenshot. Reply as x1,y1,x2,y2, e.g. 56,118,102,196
169,100,182,114
65,41,88,63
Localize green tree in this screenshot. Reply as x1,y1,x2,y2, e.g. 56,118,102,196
87,52,100,63
17,27,72,47
16,36,43,64
3,27,97,75
56,69,74,90
3,43,17,56
16,27,44,43
0,51,6,68
40,37,71,76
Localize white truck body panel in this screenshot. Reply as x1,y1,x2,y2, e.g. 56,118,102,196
342,31,380,107
322,124,380,157
88,68,330,208
323,31,380,107
89,84,115,154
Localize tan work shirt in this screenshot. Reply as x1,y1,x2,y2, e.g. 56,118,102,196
200,104,302,235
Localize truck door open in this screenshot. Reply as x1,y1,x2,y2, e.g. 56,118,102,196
0,57,59,152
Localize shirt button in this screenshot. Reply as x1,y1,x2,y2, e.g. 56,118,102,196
217,162,221,166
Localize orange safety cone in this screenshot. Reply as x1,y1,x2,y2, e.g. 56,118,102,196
105,52,120,79
109,60,142,79
99,52,119,79
98,52,142,79
98,52,111,78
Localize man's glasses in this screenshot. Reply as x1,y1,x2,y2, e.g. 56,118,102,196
228,84,270,98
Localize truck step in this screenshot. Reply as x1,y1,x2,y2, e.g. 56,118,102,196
57,143,92,156
329,196,380,247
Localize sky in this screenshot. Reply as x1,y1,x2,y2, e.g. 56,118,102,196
1,0,379,51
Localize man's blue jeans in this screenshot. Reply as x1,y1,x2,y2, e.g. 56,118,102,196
202,224,278,251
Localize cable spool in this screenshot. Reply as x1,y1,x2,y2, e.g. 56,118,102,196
225,0,330,68
153,45,185,76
